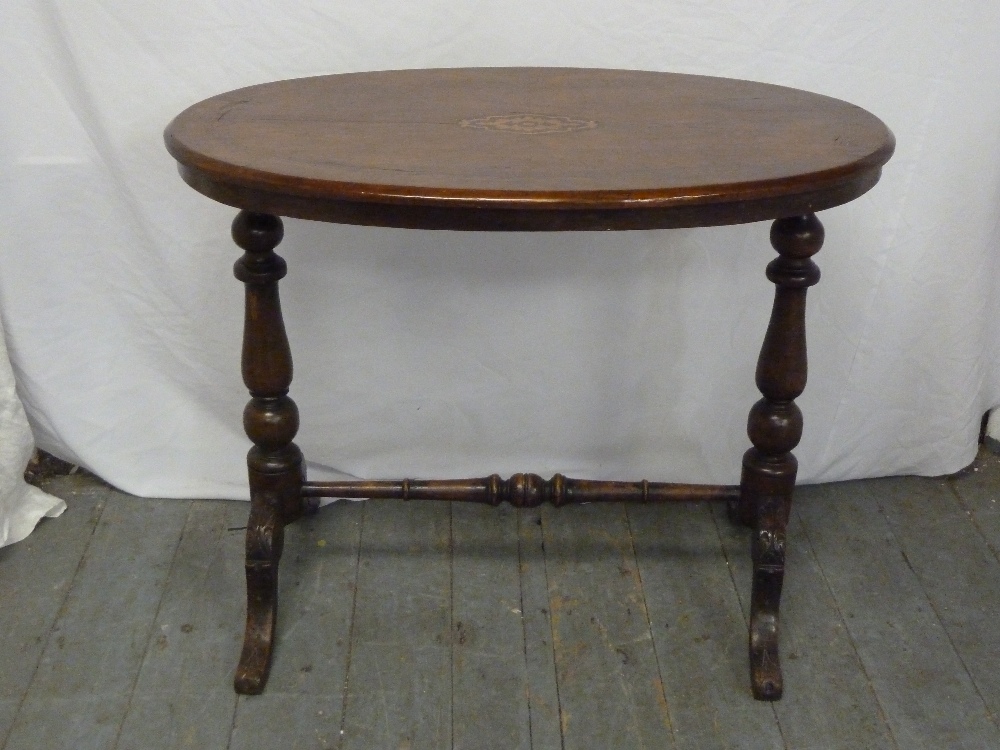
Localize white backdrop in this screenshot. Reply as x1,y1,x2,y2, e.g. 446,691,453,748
3,1,1000,529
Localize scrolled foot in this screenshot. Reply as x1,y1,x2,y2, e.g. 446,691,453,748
235,493,283,695
749,612,783,700
234,561,278,695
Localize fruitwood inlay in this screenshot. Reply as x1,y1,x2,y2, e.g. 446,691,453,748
164,68,895,704
458,113,598,134
165,67,894,230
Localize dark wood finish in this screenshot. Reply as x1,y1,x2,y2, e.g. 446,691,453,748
231,210,304,695
302,475,740,505
740,214,823,700
177,165,881,232
165,68,894,231
163,68,894,702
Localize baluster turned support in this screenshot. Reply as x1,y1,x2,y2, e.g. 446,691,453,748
231,211,304,695
740,214,823,700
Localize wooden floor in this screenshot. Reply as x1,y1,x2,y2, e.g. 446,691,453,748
4,451,1000,750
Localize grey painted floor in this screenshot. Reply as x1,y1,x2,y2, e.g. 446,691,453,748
4,451,1000,749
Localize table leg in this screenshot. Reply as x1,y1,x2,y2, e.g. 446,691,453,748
740,214,823,700
231,210,304,694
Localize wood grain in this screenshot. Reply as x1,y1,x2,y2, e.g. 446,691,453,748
337,500,452,749
165,68,894,231
3,495,189,750
115,501,244,750
629,502,785,749
450,503,531,749
714,498,898,750
540,504,675,749
162,67,897,706
797,480,999,748
9,465,1000,747
0,478,109,746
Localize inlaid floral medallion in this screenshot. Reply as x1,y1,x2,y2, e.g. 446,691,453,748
459,113,598,134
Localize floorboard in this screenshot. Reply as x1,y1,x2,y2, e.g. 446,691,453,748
778,505,898,750
337,499,452,750
629,501,783,750
541,503,674,750
229,498,365,750
953,449,1000,548
713,493,898,750
514,508,563,750
0,476,109,746
876,472,1000,726
797,479,998,749
115,500,245,750
450,503,530,750
4,492,188,750
6,456,1000,749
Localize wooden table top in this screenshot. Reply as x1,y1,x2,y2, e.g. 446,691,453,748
165,68,894,231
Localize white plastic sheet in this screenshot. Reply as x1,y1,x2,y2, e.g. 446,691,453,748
2,1,1000,525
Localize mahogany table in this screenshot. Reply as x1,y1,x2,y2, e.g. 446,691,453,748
164,67,894,701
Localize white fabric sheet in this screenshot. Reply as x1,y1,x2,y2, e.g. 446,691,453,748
2,1,1000,521
0,310,64,547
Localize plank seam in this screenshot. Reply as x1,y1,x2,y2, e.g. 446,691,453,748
1,487,111,750
790,501,901,750
622,505,678,747
516,510,535,750
539,509,568,750
949,470,1000,576
334,500,367,749
871,483,1000,736
111,500,193,750
449,502,455,750
912,480,1000,729
708,503,790,750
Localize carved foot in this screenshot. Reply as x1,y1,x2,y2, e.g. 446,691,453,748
750,524,785,701
234,493,284,695
750,609,782,700
746,479,792,701
749,510,788,700
235,560,279,694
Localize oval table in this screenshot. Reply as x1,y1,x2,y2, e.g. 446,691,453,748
165,67,895,702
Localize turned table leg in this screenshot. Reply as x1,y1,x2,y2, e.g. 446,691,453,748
740,214,823,700
231,211,304,695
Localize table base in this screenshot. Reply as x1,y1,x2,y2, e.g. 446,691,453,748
230,209,824,702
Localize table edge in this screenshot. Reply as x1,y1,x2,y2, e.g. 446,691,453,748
174,161,885,230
